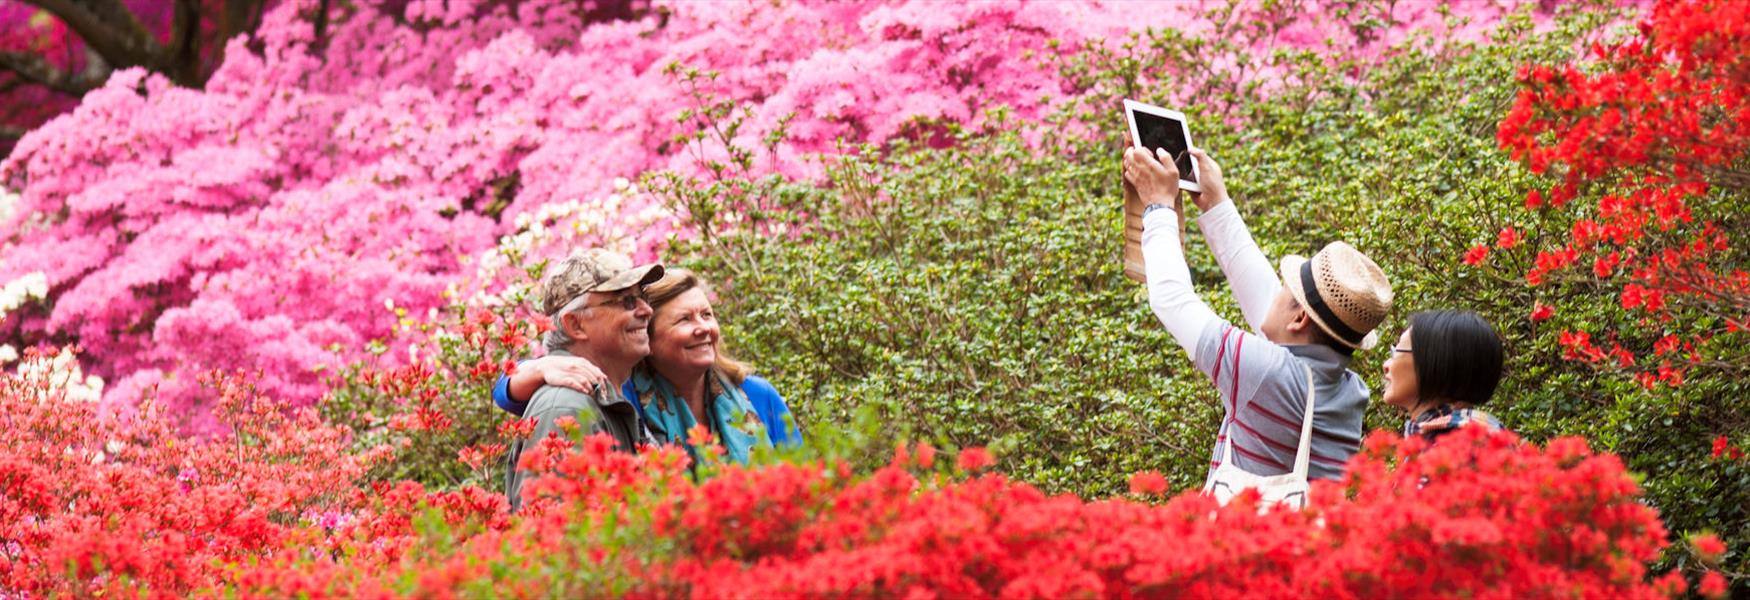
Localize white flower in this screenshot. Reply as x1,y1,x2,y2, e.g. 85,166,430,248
20,272,47,298
613,177,631,191
0,345,17,363
0,272,49,319
0,188,19,225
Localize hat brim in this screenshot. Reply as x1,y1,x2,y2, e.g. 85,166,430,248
1278,254,1376,350
1278,254,1311,308
591,263,665,293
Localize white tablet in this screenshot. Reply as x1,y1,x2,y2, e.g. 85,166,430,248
1123,99,1201,193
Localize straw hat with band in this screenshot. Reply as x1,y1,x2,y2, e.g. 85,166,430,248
1278,241,1393,350
539,248,666,318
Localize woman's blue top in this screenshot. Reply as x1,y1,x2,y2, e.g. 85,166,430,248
493,370,800,447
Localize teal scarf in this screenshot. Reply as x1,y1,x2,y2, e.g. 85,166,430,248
633,366,767,465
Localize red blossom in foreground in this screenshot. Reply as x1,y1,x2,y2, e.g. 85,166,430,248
0,347,1725,596
0,349,388,595
221,426,1706,598
1699,572,1728,598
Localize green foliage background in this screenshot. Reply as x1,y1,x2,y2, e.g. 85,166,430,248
658,6,1748,581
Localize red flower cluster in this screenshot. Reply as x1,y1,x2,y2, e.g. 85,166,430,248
1498,0,1750,385
236,427,1713,598
0,349,386,595
1712,435,1745,460
0,347,1730,596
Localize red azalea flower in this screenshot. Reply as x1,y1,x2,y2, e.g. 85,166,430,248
956,447,994,472
1698,572,1728,599
1496,227,1521,249
1693,533,1726,559
1128,470,1168,496
1462,244,1489,266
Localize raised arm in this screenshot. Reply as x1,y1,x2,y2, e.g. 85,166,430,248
1125,147,1220,357
1188,148,1279,332
497,354,609,409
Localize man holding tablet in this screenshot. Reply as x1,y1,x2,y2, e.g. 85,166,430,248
1122,138,1394,491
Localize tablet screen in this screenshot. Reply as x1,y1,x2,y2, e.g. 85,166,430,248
1132,111,1198,183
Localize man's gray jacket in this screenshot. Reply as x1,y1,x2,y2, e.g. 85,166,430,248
504,351,654,512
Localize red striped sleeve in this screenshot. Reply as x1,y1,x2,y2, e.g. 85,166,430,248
1211,325,1231,385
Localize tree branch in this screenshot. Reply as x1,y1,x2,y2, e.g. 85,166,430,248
166,0,203,84
213,0,268,73
0,51,106,95
16,0,165,76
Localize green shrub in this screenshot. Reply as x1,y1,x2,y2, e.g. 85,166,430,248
657,3,1748,581
669,124,1227,495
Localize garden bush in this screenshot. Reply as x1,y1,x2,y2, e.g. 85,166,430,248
3,0,1748,595
667,0,1748,584
3,345,1722,597
226,426,1704,598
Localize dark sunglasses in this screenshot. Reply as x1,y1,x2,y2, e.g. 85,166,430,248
585,287,649,312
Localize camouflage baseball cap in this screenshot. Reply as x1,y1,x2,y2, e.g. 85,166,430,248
537,249,665,316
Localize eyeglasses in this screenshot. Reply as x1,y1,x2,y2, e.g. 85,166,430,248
583,288,649,312
1391,346,1413,354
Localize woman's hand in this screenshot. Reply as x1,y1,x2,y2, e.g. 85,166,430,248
534,354,607,392
1122,147,1181,207
1187,147,1230,212
509,354,608,401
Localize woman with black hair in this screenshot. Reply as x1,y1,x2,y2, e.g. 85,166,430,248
1380,310,1508,440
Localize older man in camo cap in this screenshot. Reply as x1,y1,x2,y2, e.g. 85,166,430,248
504,248,664,513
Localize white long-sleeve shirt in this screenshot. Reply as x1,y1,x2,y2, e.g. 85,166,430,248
1141,200,1368,481
1197,202,1279,333
1141,201,1280,349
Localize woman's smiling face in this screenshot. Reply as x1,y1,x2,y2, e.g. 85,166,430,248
649,287,719,372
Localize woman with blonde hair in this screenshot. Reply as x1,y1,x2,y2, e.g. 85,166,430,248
493,268,800,463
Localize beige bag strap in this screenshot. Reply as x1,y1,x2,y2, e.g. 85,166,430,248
1289,364,1317,478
